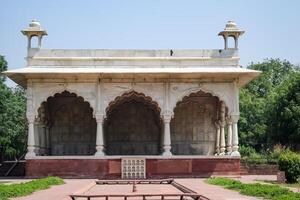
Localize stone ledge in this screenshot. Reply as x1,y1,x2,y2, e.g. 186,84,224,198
26,158,240,178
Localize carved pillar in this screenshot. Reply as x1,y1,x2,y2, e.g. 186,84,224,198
214,121,220,155
95,113,105,156
231,115,240,156
219,102,226,155
38,36,42,48
27,36,31,50
162,114,172,156
162,81,172,156
40,124,47,155
224,35,228,49
33,121,40,155
26,114,36,158
226,117,233,155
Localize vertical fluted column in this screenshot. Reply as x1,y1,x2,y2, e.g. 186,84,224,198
224,36,228,49
226,118,233,155
27,36,31,50
214,121,220,155
40,125,46,155
33,121,40,155
219,102,226,155
95,113,105,156
162,114,172,156
25,114,36,158
45,126,50,155
231,115,240,156
38,36,42,48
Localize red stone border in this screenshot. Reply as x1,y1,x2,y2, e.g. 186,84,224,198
26,158,240,178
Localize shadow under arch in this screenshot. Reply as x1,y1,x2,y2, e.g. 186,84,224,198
171,90,227,155
37,90,96,156
104,91,162,155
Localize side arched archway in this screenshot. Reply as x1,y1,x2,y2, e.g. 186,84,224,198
104,91,162,155
37,91,96,156
171,90,224,155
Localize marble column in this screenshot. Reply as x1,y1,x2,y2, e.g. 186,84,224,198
226,118,233,155
219,102,226,155
231,115,240,156
40,124,47,155
214,121,220,155
95,113,105,156
33,121,40,155
38,36,42,48
25,114,36,158
219,122,226,155
162,114,172,156
45,126,50,155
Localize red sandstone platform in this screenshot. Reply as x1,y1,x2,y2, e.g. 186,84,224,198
25,157,240,178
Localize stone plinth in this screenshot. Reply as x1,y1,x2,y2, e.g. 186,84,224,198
25,157,240,178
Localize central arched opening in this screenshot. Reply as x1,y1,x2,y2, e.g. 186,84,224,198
104,91,162,155
171,91,221,155
37,91,96,156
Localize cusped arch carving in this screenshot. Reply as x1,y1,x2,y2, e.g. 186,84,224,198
37,90,95,121
105,90,162,118
102,84,164,114
171,86,232,114
34,87,95,116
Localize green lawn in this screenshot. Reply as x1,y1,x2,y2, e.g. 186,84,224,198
257,180,300,190
0,177,64,200
206,177,300,200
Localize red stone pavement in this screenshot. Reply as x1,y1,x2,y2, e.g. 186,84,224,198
8,176,278,200
12,179,96,200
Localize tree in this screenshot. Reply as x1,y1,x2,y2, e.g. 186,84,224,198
245,59,295,97
0,56,27,159
267,72,300,149
0,55,7,83
239,59,298,150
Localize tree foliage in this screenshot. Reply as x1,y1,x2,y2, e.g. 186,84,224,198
239,58,300,151
0,56,27,158
267,73,300,148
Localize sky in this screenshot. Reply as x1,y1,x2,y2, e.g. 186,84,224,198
1,0,300,87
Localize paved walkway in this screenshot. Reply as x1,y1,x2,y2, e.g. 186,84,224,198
234,175,276,184
175,179,259,200
12,179,95,200
7,175,298,200
235,175,299,193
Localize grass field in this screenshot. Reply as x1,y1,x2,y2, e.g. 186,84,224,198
0,176,64,200
206,177,300,200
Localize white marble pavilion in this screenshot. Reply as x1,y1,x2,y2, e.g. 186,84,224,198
4,20,260,178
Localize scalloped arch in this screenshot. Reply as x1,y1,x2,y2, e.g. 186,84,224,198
35,90,95,117
171,86,231,115
105,90,162,118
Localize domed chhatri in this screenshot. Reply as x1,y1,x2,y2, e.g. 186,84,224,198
21,19,47,50
218,21,245,49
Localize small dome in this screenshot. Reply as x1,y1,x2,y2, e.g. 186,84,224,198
225,21,237,30
226,21,237,27
29,20,41,27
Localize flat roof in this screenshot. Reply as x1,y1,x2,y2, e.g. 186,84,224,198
5,66,260,87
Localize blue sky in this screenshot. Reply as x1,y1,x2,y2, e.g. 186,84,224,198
1,0,300,86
